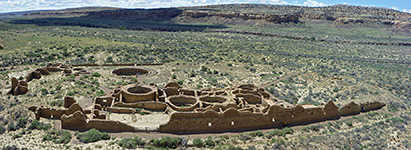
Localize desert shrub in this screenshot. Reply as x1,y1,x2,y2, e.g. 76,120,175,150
96,90,105,96
266,128,294,138
247,145,256,150
303,124,324,132
42,129,72,144
385,117,404,124
7,122,16,131
225,144,244,150
41,88,49,95
238,133,252,142
118,136,145,149
302,126,311,132
345,121,353,127
0,103,4,112
66,91,75,96
250,130,264,137
92,72,101,77
200,66,210,72
12,133,22,139
193,138,205,147
16,118,28,129
151,136,182,149
50,100,63,107
205,137,215,148
27,120,52,130
76,128,110,143
0,124,5,134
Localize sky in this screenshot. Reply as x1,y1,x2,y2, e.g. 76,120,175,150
0,0,410,13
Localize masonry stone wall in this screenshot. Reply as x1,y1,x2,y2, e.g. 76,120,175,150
159,101,385,133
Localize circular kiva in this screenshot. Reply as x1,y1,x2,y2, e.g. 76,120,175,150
112,68,149,76
167,95,199,111
199,96,227,103
121,84,157,103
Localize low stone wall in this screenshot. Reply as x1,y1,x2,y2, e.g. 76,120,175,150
61,110,135,132
95,96,114,108
339,102,362,116
8,77,28,95
113,101,167,111
32,103,87,120
106,107,135,114
87,120,135,132
9,63,73,96
159,101,385,133
121,84,157,103
167,95,200,111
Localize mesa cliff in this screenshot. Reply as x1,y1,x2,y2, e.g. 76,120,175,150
21,4,411,29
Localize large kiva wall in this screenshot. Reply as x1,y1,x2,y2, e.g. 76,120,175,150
159,101,385,133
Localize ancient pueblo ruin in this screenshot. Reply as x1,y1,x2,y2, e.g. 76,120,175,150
9,63,385,133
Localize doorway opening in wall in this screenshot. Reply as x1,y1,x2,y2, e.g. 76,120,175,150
208,122,212,127
231,121,234,126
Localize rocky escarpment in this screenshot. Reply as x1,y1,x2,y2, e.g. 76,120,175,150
181,10,300,24
86,8,183,21
20,4,411,28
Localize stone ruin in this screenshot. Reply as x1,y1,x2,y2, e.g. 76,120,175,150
8,63,91,95
28,80,386,133
10,63,384,133
8,63,159,95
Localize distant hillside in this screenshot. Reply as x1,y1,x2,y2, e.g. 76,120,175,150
10,4,411,30
22,7,121,17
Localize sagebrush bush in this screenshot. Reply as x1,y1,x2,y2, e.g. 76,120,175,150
205,137,215,148
150,136,182,149
42,129,72,144
27,120,51,130
118,136,145,149
250,130,264,137
76,128,110,143
0,124,5,134
16,118,29,129
193,138,204,147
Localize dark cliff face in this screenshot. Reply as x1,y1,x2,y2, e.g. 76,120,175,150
19,4,411,28
181,11,301,24
86,8,184,21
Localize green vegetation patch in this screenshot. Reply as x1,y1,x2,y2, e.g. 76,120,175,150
76,128,110,143
118,136,145,149
42,129,72,144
